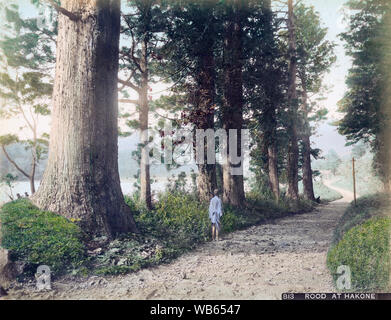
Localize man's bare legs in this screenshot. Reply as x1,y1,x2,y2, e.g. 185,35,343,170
211,224,219,241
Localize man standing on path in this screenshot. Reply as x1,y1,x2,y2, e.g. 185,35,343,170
209,189,223,241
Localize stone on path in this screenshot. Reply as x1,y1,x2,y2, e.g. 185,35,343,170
0,248,16,289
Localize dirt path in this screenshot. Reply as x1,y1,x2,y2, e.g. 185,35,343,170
4,183,352,300
322,178,357,202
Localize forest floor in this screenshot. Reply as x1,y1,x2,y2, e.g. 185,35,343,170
3,181,354,300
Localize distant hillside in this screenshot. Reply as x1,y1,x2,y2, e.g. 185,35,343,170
1,135,199,182
0,143,47,180
313,148,383,196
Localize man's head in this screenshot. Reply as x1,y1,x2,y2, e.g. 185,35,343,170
213,189,219,196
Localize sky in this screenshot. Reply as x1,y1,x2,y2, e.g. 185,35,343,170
1,0,354,158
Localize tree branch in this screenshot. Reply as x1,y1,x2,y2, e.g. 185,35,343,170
45,0,80,21
118,70,136,91
17,103,34,133
1,145,31,179
119,99,139,104
118,77,141,93
38,28,56,44
153,110,177,121
120,13,143,69
129,29,143,72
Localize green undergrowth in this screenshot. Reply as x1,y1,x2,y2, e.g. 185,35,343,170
95,191,315,275
0,191,317,278
332,193,390,245
0,199,87,277
327,193,391,291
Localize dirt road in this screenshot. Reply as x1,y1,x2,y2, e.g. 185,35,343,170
4,182,351,300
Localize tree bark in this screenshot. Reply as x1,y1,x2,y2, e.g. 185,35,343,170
30,124,37,195
194,49,217,203
263,100,279,201
222,1,245,207
301,84,315,202
197,163,217,203
139,39,152,209
286,0,299,201
29,159,36,194
263,0,279,202
302,133,315,201
268,143,279,201
32,0,138,238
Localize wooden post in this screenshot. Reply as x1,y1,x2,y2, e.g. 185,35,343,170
352,157,357,206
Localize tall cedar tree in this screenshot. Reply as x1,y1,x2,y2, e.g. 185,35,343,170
161,0,218,202
295,3,336,201
221,0,246,207
338,0,391,191
245,0,284,201
32,0,138,238
286,0,299,202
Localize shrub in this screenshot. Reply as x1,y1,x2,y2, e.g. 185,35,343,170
126,192,209,252
0,199,87,276
246,191,315,216
327,217,390,291
245,191,287,216
148,192,210,246
332,193,390,244
126,192,271,252
220,204,248,233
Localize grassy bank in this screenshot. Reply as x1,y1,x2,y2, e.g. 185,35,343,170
0,199,87,277
0,192,315,278
327,193,391,291
298,181,342,203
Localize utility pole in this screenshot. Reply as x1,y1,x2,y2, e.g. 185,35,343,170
352,157,357,206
